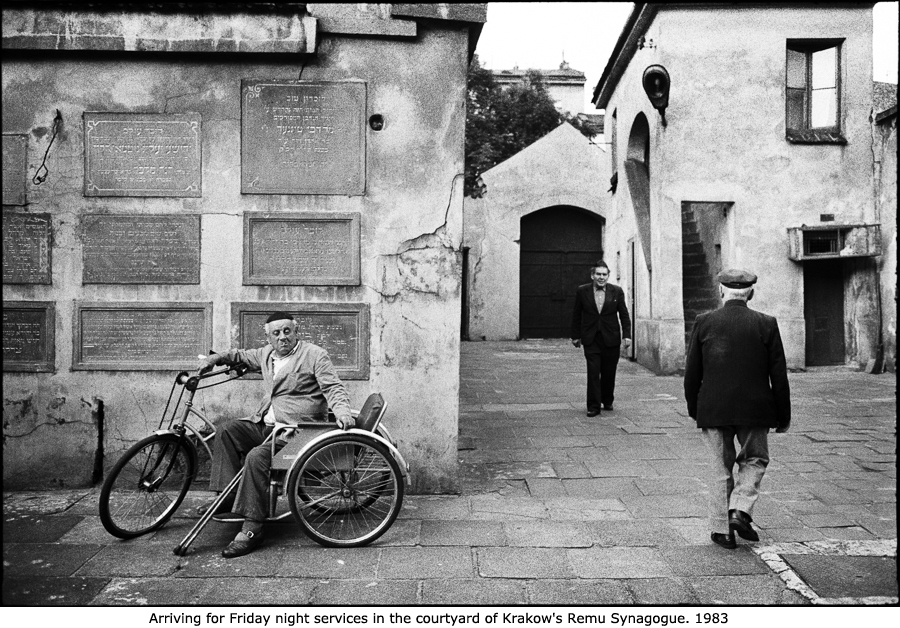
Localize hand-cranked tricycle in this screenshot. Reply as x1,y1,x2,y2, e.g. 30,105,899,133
98,364,408,555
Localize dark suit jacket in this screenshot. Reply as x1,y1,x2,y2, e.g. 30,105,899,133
683,300,791,430
571,282,632,347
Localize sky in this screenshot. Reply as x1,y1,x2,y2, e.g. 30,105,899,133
474,2,900,114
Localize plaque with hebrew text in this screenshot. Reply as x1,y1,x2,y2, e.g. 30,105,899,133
82,214,201,284
241,80,365,195
73,302,211,370
243,212,360,285
231,302,369,379
2,134,28,206
2,213,51,284
83,113,201,197
3,302,55,372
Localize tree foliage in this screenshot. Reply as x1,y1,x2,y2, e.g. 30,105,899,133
465,54,597,198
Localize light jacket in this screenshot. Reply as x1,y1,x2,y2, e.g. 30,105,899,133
211,341,352,424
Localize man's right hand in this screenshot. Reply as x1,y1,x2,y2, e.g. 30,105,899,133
197,354,217,375
571,339,582,348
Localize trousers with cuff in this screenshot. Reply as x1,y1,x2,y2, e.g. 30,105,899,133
210,418,286,522
702,426,769,534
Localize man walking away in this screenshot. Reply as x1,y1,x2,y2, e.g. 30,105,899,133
684,269,791,549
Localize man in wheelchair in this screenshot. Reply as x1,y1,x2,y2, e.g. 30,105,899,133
197,311,354,558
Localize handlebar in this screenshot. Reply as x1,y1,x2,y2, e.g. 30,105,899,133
175,363,250,391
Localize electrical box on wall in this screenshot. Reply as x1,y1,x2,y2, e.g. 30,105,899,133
787,224,882,261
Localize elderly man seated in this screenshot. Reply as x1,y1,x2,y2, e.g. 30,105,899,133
197,311,354,558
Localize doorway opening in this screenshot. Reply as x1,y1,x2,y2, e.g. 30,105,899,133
804,259,845,365
519,206,604,338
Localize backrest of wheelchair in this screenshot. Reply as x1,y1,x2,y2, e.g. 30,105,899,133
355,392,386,432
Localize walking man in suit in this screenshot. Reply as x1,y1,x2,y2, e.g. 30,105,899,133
571,260,632,417
684,269,791,549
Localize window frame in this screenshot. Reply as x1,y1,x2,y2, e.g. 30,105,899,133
785,38,846,144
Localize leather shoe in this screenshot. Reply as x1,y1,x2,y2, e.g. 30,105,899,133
222,530,264,558
711,532,736,549
729,509,759,542
197,494,235,517
586,409,601,417
603,404,613,411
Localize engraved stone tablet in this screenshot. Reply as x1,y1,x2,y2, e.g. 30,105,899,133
84,113,201,197
2,213,52,284
2,133,28,206
242,80,365,195
73,302,212,370
231,302,369,379
82,214,201,284
2,302,55,372
244,212,360,285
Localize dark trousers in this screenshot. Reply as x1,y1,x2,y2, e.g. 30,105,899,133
584,341,620,411
209,418,285,522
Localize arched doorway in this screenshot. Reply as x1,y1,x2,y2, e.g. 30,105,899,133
519,206,604,338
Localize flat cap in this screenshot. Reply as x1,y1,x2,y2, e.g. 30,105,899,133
265,311,295,324
717,268,757,288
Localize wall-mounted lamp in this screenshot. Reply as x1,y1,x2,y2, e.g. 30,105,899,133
368,114,384,131
642,65,670,127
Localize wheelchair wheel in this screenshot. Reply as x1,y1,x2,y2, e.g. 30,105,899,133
287,434,403,548
99,434,196,539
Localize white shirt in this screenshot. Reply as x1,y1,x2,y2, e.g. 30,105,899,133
263,341,300,425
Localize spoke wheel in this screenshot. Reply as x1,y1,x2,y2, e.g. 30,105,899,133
99,434,196,539
288,434,403,548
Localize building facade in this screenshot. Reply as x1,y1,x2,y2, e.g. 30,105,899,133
2,3,485,490
593,3,887,373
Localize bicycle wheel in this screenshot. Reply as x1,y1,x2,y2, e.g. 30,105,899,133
287,434,403,548
99,433,197,539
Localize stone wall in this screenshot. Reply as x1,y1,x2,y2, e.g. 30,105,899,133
2,4,484,491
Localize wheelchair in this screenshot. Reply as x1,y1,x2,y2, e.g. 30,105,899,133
97,364,409,555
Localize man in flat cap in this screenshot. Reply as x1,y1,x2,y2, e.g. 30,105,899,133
196,311,354,558
684,269,791,549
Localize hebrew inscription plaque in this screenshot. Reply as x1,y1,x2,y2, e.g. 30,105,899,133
73,302,211,370
2,133,28,206
242,80,365,195
2,213,52,284
3,302,55,372
82,214,201,284
84,113,201,197
244,212,360,285
231,302,369,379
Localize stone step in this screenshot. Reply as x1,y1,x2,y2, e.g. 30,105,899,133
682,242,705,255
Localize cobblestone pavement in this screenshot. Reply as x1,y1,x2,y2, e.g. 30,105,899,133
3,340,896,606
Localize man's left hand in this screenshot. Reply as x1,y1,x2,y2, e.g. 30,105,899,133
623,338,632,348
336,415,355,430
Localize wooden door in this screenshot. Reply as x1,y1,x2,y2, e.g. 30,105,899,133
519,206,603,338
804,259,844,365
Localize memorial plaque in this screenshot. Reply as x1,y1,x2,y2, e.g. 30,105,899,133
242,80,366,195
82,214,201,284
73,302,212,370
2,213,52,284
84,113,201,197
244,212,360,285
2,302,55,372
2,133,28,206
231,302,369,379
